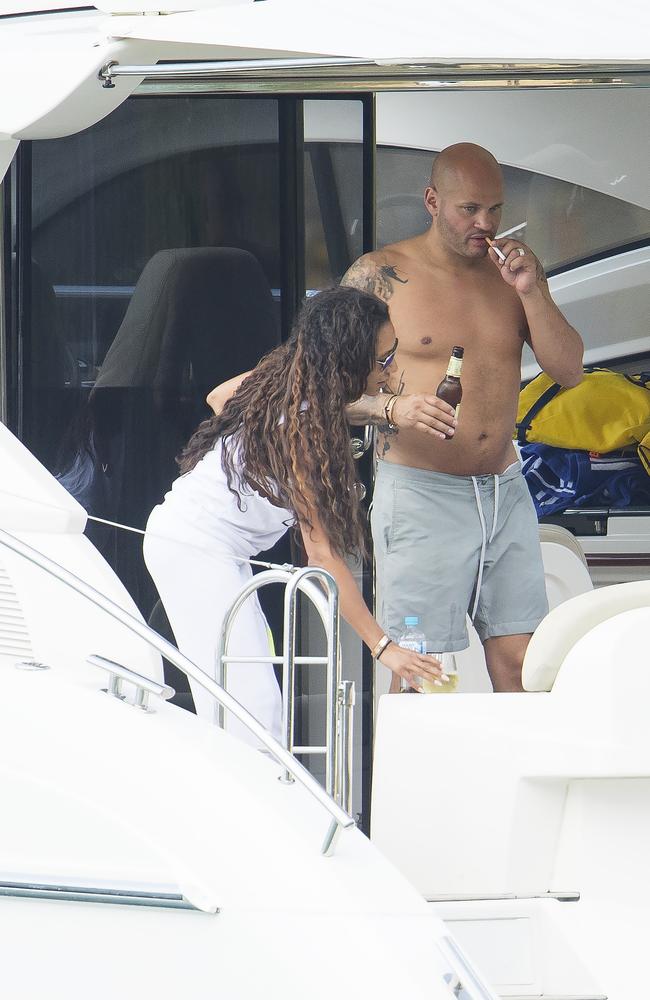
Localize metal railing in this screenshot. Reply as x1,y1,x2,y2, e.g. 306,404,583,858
216,565,353,811
0,526,355,855
99,57,376,88
88,653,175,712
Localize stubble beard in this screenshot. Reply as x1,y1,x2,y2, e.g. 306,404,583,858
436,212,485,261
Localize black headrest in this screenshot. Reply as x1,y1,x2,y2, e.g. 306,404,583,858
95,247,279,391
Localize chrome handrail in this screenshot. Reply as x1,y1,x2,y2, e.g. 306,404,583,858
213,567,327,727
0,526,355,854
217,566,347,804
285,567,339,794
350,425,373,459
336,680,355,815
99,57,376,88
88,653,175,711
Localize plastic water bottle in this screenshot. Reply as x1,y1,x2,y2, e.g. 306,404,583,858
397,616,426,692
397,616,426,653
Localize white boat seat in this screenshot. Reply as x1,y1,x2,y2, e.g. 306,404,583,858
453,525,593,693
538,523,589,567
523,579,650,691
538,523,593,611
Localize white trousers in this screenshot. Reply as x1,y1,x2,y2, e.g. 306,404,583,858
144,506,283,747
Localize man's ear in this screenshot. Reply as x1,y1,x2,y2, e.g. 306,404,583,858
424,185,439,220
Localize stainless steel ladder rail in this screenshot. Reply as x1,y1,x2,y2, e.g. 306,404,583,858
0,526,355,855
216,565,354,812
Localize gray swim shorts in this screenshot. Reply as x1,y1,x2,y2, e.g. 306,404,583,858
371,459,548,651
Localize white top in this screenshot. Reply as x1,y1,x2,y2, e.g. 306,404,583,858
156,438,294,559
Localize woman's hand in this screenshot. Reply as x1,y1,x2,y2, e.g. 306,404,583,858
298,513,447,694
391,394,457,439
379,643,446,693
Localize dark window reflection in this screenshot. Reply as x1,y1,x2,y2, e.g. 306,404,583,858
21,96,370,727
305,139,364,287
27,97,283,626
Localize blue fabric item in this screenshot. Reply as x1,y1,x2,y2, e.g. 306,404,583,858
520,443,650,518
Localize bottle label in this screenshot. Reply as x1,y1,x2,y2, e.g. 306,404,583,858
399,639,426,653
454,403,461,421
446,356,463,378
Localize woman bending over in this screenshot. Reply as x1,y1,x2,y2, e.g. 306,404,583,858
144,286,441,744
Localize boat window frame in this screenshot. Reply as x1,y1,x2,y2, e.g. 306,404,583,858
0,167,9,426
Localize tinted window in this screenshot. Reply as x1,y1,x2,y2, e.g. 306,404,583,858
376,146,650,270
27,96,283,616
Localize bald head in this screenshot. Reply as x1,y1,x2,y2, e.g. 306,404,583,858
424,143,505,261
430,143,502,194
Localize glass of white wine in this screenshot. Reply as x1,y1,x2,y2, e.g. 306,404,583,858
422,653,458,694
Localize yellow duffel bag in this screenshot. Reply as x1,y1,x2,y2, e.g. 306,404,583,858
516,368,650,467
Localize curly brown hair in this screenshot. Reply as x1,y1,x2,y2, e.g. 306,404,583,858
177,286,389,558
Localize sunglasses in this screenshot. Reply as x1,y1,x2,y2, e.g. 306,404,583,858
376,337,398,371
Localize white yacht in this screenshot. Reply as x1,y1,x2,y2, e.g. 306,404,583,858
1,418,492,1000
1,4,649,998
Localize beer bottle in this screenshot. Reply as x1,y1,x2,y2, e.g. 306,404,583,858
435,346,464,437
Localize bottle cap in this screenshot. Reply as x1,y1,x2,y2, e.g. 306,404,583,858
404,615,419,626
451,346,464,359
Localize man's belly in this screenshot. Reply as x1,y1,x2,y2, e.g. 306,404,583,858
379,423,518,476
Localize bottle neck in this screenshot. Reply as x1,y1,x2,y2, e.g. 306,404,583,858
446,356,463,378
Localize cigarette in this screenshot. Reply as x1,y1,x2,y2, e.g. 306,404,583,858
485,237,506,262
496,222,527,239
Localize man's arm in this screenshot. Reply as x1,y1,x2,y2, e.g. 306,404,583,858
488,238,584,387
521,284,584,388
206,371,252,415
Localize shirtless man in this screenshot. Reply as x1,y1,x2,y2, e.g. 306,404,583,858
341,142,584,692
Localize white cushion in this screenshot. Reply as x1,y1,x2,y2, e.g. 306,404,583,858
539,525,593,611
523,580,650,691
538,523,589,567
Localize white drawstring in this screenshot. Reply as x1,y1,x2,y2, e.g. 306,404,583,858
490,474,499,543
470,477,487,621
470,474,501,620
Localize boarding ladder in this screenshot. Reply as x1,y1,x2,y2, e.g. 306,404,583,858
216,565,354,813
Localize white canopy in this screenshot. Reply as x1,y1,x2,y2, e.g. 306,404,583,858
0,1,648,176
0,11,144,141
111,0,650,64
0,6,253,144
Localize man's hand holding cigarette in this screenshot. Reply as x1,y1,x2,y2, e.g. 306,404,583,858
486,236,545,296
